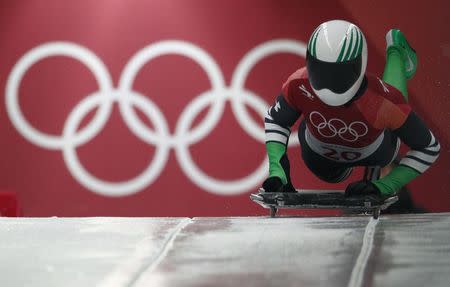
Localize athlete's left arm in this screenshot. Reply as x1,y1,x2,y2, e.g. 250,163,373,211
373,110,440,196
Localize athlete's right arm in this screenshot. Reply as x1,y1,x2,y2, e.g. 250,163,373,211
264,94,301,186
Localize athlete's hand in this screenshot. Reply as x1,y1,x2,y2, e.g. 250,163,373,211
345,180,381,197
262,177,283,193
262,177,296,193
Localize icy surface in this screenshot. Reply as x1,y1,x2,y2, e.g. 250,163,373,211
371,214,450,287
0,217,189,287
0,214,449,287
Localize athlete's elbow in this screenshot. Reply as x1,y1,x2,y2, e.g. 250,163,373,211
432,134,441,156
424,135,440,166
434,139,441,159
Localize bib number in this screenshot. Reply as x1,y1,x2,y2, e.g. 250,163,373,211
322,146,362,162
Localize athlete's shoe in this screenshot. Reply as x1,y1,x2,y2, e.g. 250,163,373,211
386,29,417,79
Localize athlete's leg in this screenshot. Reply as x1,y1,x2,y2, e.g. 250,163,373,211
381,29,418,176
383,29,418,101
383,48,408,98
298,121,352,183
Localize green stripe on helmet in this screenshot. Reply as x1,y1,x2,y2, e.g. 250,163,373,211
308,27,319,54
343,28,355,61
357,29,363,57
336,36,347,62
313,28,321,57
307,33,312,52
350,28,361,60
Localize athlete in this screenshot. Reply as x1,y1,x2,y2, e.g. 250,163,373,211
263,20,440,198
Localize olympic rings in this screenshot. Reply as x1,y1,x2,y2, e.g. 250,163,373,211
309,111,368,142
5,40,307,196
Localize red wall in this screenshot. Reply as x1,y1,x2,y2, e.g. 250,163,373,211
0,0,449,216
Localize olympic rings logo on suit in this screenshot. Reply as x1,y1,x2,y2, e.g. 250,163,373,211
309,111,368,142
6,40,307,197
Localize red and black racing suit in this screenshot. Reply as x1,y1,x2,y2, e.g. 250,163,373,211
265,68,440,189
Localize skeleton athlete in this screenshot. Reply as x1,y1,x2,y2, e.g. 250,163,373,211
263,20,440,198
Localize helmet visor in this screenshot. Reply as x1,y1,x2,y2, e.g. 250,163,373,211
306,51,362,94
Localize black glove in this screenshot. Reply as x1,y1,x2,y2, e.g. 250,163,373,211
345,180,381,197
262,177,296,193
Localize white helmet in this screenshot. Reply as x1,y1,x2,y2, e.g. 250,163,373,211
306,20,368,106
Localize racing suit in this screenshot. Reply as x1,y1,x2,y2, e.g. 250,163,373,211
265,67,440,196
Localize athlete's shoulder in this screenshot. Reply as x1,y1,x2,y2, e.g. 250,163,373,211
280,67,311,111
361,73,411,130
365,73,407,104
282,67,309,91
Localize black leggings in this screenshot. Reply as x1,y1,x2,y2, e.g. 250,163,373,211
297,120,399,183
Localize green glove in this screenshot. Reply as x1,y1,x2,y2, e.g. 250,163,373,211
373,165,420,196
266,142,288,185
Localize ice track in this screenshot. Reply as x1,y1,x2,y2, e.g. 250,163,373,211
1,214,450,287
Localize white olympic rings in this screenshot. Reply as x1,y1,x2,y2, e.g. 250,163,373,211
5,40,307,197
309,111,368,142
